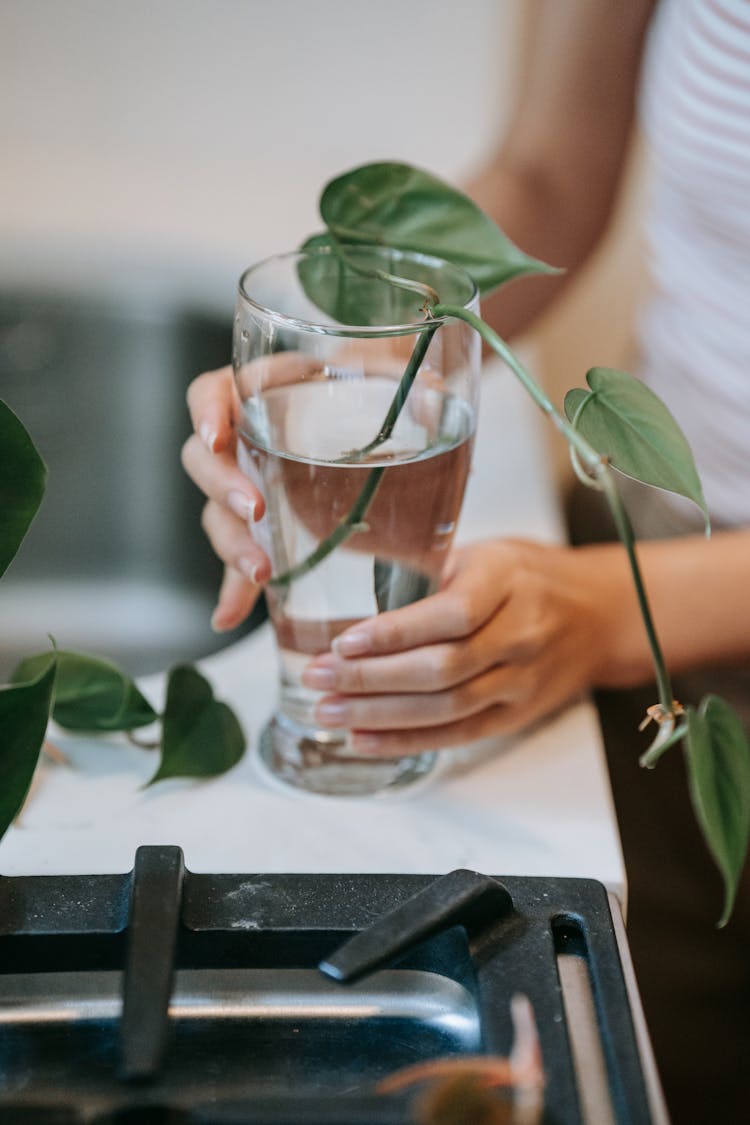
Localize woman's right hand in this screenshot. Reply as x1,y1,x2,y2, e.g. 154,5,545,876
182,365,271,632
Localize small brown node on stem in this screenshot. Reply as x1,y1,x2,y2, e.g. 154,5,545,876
638,699,685,732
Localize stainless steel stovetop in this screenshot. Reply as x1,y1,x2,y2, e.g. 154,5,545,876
0,846,668,1124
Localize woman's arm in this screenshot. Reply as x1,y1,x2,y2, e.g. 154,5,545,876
470,0,655,339
615,530,750,683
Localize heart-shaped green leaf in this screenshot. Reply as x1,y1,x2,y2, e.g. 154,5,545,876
685,696,750,927
565,368,709,529
297,232,392,327
149,664,246,784
0,399,47,578
0,654,57,840
317,162,557,297
299,232,471,329
13,650,157,732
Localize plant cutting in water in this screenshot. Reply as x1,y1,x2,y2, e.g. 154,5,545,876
1,160,749,926
272,161,750,926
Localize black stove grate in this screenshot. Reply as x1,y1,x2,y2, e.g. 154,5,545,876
0,845,662,1124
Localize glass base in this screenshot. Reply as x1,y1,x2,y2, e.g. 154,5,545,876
258,714,436,797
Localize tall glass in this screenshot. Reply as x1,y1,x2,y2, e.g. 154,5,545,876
233,245,480,796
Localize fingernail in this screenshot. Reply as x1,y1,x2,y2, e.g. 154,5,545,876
332,629,371,657
315,699,348,727
301,663,337,690
200,423,218,453
227,489,258,525
237,557,262,584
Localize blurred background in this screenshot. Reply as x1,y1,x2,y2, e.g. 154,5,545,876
0,0,645,679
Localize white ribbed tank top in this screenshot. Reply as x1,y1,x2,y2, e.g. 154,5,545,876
637,0,750,527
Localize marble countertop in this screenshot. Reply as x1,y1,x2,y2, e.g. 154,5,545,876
0,362,626,905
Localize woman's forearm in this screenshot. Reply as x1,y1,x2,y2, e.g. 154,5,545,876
595,529,750,688
464,0,654,340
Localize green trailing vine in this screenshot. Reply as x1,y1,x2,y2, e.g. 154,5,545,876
2,160,749,926
272,161,749,926
0,399,246,842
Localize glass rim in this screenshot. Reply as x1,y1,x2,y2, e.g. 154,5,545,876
237,245,478,338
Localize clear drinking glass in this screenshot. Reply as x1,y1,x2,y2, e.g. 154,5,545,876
233,245,480,796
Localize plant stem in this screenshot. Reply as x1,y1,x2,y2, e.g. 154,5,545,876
639,719,688,769
433,301,676,716
598,470,674,711
338,324,438,462
432,304,601,473
268,465,386,588
267,326,436,587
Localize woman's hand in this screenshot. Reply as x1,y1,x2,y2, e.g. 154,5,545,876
301,538,642,756
182,366,271,631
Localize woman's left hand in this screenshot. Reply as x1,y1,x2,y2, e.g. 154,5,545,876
301,538,638,757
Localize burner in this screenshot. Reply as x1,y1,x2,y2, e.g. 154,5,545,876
0,846,666,1123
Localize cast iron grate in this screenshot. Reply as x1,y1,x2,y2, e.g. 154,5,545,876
0,845,656,1123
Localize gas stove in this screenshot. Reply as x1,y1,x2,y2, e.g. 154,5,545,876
0,846,666,1124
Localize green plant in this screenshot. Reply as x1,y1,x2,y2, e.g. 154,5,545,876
281,161,750,926
0,399,246,842
2,161,748,927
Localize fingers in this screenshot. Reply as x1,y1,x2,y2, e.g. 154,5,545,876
328,544,513,658
200,499,270,632
211,566,263,633
201,499,270,584
184,365,272,631
182,427,270,632
181,432,265,523
186,366,240,455
299,543,522,746
313,662,522,734
302,626,493,697
345,705,530,759
295,537,596,757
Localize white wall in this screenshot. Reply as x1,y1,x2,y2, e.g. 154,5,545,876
1,0,522,310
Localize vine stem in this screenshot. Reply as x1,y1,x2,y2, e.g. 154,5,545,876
338,324,438,462
432,302,676,717
268,464,385,587
597,469,674,714
431,304,600,473
267,326,435,587
266,294,679,734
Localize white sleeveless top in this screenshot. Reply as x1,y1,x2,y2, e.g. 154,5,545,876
637,0,750,527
